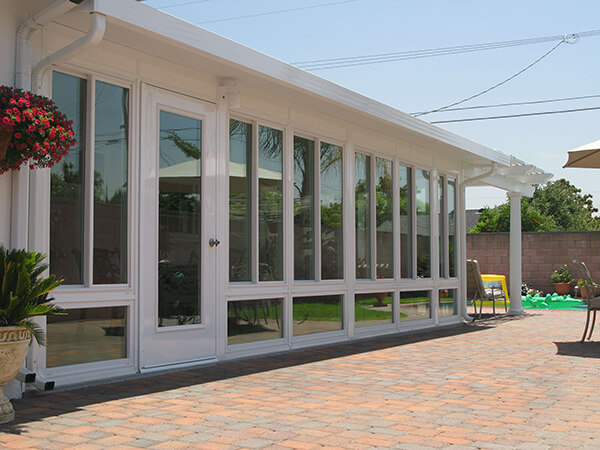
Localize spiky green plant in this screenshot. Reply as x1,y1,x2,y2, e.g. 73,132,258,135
0,246,65,345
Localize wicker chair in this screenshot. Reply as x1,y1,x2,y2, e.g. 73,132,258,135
466,259,508,317
573,260,600,342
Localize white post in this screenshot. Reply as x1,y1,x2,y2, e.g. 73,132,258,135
508,191,524,315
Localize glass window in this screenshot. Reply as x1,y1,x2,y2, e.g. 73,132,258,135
293,295,343,336
439,176,446,278
376,158,393,278
439,289,457,317
355,292,393,328
158,111,202,327
416,169,431,278
400,290,431,322
50,72,86,285
320,142,343,280
355,153,371,279
93,81,129,284
258,126,284,281
46,307,127,367
229,119,252,282
448,178,457,278
294,136,315,280
399,165,413,279
227,299,283,345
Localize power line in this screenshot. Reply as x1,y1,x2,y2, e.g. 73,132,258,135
430,106,600,124
414,39,566,117
155,0,212,9
410,94,600,115
293,30,597,70
196,0,360,25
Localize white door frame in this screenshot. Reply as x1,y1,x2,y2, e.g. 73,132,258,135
138,84,217,371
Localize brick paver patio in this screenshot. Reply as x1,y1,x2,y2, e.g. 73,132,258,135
2,309,600,449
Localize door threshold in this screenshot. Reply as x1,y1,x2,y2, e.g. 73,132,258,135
140,356,218,374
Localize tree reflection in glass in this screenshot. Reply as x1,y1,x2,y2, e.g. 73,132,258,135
355,153,371,279
294,136,315,280
376,158,393,278
93,81,129,284
399,165,413,278
158,111,201,326
320,143,343,280
416,169,431,278
258,126,283,281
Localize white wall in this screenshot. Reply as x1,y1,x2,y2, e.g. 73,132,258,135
0,1,22,248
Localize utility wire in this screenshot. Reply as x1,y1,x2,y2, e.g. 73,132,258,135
430,106,600,124
155,0,212,9
410,94,600,115
293,30,597,70
414,39,566,117
196,0,359,25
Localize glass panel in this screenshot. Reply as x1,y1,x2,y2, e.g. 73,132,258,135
448,178,457,277
376,158,393,278
47,307,126,367
50,72,86,285
355,292,393,328
294,136,315,280
439,176,446,278
400,290,431,322
229,119,252,282
93,81,128,284
227,298,283,345
321,142,343,280
416,169,431,278
439,289,457,317
399,165,413,279
158,110,201,327
293,295,343,336
258,125,283,281
355,153,371,279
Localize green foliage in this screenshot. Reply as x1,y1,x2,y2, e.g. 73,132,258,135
471,179,600,233
471,201,556,233
0,246,65,345
550,265,573,284
528,179,600,231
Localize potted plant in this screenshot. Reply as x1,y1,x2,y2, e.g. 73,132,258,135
0,85,75,174
550,265,573,296
0,246,64,424
577,278,595,299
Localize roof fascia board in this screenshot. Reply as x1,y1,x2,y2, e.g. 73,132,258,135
83,0,514,166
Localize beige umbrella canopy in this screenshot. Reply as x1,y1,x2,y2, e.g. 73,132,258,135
564,139,600,168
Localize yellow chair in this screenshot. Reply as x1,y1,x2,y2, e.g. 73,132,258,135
466,259,509,317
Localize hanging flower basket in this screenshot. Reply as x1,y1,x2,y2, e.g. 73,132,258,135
0,85,75,175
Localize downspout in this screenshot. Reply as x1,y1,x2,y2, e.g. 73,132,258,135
14,0,106,393
13,0,84,251
459,163,498,322
31,11,106,94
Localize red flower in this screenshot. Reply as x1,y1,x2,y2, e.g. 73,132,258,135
0,85,75,174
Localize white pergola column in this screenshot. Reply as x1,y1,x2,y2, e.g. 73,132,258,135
508,191,524,315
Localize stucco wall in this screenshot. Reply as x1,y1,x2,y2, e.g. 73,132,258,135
467,231,600,296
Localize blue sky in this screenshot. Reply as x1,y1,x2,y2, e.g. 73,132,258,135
144,0,600,210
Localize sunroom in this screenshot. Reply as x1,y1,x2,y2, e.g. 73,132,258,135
1,0,551,390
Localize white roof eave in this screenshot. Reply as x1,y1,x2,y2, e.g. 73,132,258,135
76,0,551,182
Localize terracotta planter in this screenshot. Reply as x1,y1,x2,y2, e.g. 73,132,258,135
0,126,12,160
553,282,571,296
373,292,387,307
0,327,31,424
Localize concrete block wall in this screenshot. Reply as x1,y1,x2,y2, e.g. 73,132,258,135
467,231,600,296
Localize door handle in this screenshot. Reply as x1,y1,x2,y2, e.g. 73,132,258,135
209,238,221,247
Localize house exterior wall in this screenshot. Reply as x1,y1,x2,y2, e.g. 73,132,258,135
2,0,527,392
467,231,600,296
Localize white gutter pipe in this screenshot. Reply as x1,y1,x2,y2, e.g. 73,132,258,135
459,162,498,323
32,12,106,94
16,0,82,90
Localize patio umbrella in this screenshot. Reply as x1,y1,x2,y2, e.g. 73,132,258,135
564,139,600,168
